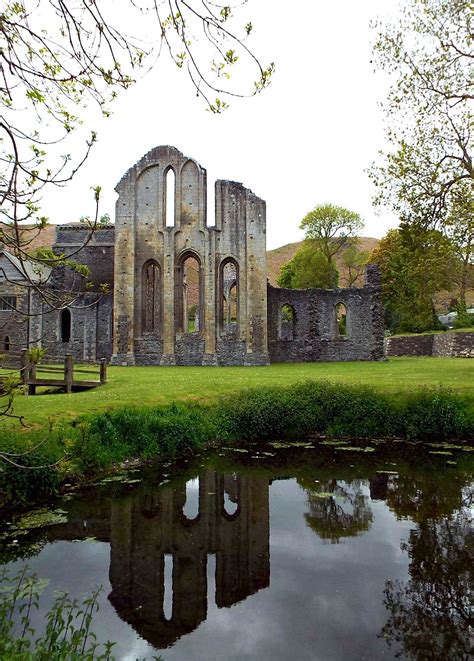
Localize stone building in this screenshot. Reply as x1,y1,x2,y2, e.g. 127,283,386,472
0,146,384,364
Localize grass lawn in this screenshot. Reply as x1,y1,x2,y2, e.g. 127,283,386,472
2,356,472,431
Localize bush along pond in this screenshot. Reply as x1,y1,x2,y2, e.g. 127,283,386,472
0,381,473,507
0,439,472,660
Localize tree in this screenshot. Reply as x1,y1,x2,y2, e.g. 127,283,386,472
0,0,273,306
340,241,370,287
277,204,364,290
444,181,474,311
277,240,339,289
300,204,364,265
369,0,473,228
371,225,457,332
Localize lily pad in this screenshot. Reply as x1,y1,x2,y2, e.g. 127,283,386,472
334,446,375,453
9,508,68,534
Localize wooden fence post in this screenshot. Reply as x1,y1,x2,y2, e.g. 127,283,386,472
64,353,73,393
28,363,36,396
20,348,29,386
99,358,107,385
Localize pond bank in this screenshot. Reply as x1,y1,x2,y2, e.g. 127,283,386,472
1,381,473,511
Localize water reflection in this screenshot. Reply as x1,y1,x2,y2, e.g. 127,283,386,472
303,479,373,543
381,490,473,660
45,469,270,648
1,448,472,659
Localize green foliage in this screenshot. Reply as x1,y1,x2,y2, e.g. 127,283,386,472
278,204,364,290
82,403,216,469
300,204,363,247
277,241,339,289
453,312,474,329
0,567,115,659
399,389,470,441
0,438,62,505
341,242,370,287
371,225,457,332
444,182,474,309
27,347,46,365
216,382,471,443
369,0,472,228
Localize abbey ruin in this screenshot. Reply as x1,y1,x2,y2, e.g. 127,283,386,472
0,146,384,364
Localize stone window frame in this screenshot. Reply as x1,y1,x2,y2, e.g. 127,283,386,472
278,303,297,341
334,301,349,339
218,256,240,334
175,249,203,335
141,259,162,336
0,296,17,311
164,165,176,228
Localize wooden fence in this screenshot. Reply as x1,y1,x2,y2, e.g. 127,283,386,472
0,349,107,394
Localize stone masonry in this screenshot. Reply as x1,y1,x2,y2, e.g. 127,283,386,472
112,146,268,366
0,146,384,364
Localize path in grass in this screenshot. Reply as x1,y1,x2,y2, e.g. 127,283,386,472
5,357,474,430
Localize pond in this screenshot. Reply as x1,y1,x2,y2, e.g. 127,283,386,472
1,440,472,660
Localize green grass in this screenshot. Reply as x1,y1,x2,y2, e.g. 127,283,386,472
3,357,473,430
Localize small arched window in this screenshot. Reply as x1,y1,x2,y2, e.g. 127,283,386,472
220,259,239,332
60,308,71,343
4,336,10,352
177,253,201,333
279,304,296,340
336,303,348,337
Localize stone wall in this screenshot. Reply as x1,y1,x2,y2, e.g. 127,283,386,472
41,293,113,361
385,332,474,358
267,265,384,363
112,146,268,366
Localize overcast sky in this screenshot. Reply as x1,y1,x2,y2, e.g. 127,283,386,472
41,0,400,250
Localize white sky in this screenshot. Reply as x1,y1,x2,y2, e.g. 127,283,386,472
41,0,400,250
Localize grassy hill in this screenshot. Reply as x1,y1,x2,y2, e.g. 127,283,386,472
266,237,380,287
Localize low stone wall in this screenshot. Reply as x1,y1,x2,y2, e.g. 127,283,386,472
385,332,474,358
433,332,474,358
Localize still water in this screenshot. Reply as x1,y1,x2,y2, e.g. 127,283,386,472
1,440,472,660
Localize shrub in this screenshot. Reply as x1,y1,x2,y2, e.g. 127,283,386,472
400,389,471,441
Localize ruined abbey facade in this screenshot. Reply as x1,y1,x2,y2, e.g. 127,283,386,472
0,146,384,364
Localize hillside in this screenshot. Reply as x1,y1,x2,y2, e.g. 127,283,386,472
266,237,380,287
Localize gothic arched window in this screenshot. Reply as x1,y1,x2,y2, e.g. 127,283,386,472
142,261,161,334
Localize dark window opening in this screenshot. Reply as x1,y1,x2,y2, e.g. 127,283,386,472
60,308,71,343
4,336,10,352
0,296,17,311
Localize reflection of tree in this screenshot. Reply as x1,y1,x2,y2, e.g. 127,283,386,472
304,480,373,543
385,471,469,524
382,503,473,660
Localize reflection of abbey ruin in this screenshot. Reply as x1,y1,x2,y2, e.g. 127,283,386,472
47,470,270,649
0,146,384,365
